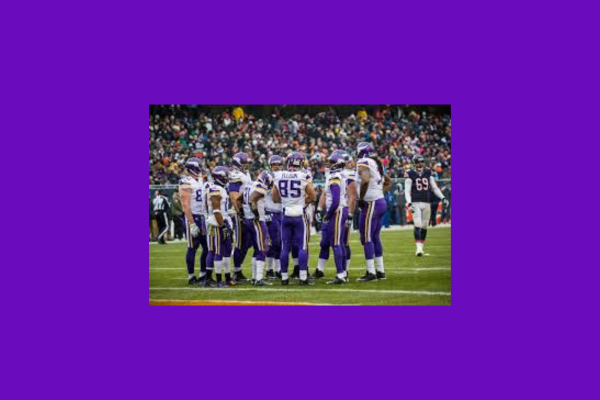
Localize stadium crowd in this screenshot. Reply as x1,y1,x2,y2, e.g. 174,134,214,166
149,105,451,185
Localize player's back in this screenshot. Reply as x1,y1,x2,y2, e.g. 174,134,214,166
242,181,268,219
206,183,230,226
178,175,204,215
274,170,309,217
357,157,384,201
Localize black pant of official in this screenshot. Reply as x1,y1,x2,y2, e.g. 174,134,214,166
156,211,169,243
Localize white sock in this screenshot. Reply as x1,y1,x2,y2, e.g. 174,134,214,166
282,272,288,280
293,258,299,268
256,260,265,281
337,272,345,280
252,257,257,280
215,260,222,274
417,242,423,252
300,270,307,281
266,257,273,271
345,259,350,269
188,273,195,279
275,260,281,272
317,258,327,271
375,256,384,273
234,267,242,272
223,257,231,274
199,271,206,278
366,259,375,274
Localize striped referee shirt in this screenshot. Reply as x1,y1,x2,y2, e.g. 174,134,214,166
153,196,170,213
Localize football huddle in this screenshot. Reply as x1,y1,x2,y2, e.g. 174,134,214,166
177,142,449,288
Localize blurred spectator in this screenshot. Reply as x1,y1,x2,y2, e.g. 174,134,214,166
149,105,451,184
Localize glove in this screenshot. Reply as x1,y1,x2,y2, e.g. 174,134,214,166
442,198,449,207
315,211,323,223
323,213,330,224
252,207,260,220
264,214,272,223
222,225,232,241
190,223,200,238
358,200,367,210
345,218,352,229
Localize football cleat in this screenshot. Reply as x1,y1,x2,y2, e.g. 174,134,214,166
416,250,423,257
217,281,227,288
299,279,315,286
275,271,282,279
233,272,250,282
281,279,289,286
310,269,325,279
357,272,377,282
376,271,386,280
250,279,256,285
326,276,347,285
203,278,217,288
254,280,272,287
266,270,275,280
188,276,200,285
290,266,300,280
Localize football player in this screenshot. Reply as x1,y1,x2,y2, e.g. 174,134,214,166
178,158,209,285
228,152,252,282
356,142,392,281
340,151,358,279
290,156,313,279
240,171,274,286
405,155,449,256
312,152,349,285
206,166,236,287
265,155,284,280
272,152,317,286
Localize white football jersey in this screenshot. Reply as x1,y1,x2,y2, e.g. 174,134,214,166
178,175,204,215
206,183,232,227
229,169,252,193
242,181,268,221
342,169,357,206
356,157,384,201
274,170,310,217
265,184,283,213
325,170,347,211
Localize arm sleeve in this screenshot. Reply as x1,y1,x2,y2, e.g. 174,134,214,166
405,178,412,204
326,185,341,219
430,177,445,200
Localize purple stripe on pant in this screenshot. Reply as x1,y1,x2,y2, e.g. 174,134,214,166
359,198,387,260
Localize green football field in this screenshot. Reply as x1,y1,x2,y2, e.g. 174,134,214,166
149,226,451,305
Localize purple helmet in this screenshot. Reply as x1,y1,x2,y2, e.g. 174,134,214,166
286,152,304,170
257,171,274,189
212,166,229,187
268,155,284,168
328,151,347,171
357,142,375,158
232,152,251,171
184,157,203,176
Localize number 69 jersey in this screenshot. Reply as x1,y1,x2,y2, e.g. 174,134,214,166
273,170,310,217
406,168,432,203
178,175,204,215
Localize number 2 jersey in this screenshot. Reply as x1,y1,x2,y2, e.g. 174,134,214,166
406,168,433,203
178,175,207,216
356,157,384,202
273,170,310,217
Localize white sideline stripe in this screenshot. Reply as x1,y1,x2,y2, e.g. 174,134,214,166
149,287,451,296
150,299,333,306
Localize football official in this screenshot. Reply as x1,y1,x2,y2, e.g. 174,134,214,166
153,190,170,244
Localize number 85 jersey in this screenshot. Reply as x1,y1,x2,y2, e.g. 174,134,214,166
273,170,310,217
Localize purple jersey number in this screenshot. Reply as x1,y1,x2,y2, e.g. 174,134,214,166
278,179,301,198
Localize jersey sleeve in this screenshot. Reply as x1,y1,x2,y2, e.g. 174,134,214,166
208,186,222,198
254,182,267,194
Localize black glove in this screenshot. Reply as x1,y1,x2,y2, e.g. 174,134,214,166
222,225,232,241
315,211,323,223
358,200,367,210
442,198,449,207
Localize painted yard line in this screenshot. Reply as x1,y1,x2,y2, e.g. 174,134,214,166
151,246,451,254
149,287,451,296
150,299,330,306
149,267,450,271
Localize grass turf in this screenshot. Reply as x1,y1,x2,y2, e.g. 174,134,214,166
149,226,451,305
